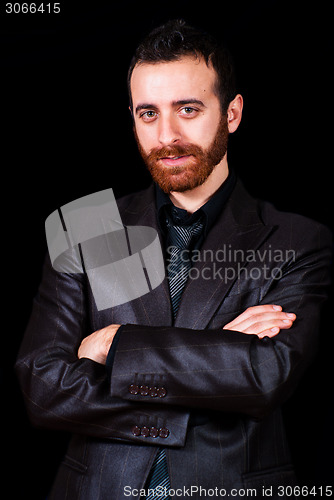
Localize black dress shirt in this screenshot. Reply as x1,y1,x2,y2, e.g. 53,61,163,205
156,166,236,250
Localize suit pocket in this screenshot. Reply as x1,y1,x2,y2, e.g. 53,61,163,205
61,454,88,474
242,464,298,499
49,456,88,500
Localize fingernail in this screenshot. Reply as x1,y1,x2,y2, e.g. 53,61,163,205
271,327,280,333
286,313,296,319
272,305,281,311
283,319,292,323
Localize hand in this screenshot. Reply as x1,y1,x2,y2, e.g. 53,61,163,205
222,305,296,338
78,324,121,365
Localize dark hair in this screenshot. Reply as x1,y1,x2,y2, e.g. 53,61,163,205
127,19,237,114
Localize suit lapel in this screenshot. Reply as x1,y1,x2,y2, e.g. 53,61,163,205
115,180,276,330
174,180,276,329
117,184,173,327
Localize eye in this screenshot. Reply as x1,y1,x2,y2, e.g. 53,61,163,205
140,110,158,122
179,107,199,117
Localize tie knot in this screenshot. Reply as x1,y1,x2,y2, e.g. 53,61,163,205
167,218,204,250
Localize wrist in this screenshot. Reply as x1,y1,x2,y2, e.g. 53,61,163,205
102,324,121,363
78,323,122,365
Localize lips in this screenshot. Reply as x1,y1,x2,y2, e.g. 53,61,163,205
160,155,186,160
159,155,192,166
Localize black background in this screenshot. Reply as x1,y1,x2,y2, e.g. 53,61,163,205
2,0,333,496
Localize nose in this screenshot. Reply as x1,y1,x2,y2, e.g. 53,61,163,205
158,114,181,146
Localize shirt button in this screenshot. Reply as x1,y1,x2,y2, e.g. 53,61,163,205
159,427,169,439
139,385,149,396
131,425,141,436
128,384,139,395
141,426,150,438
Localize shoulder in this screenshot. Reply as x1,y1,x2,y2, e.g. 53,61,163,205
231,178,332,249
258,197,332,249
231,179,332,254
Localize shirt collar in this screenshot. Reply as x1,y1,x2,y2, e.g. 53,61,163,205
156,167,236,236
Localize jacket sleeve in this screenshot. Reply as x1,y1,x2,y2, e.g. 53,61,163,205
109,223,332,419
15,255,189,447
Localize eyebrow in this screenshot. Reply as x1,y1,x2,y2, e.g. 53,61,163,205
135,99,206,115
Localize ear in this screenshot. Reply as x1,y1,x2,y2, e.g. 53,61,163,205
227,94,243,133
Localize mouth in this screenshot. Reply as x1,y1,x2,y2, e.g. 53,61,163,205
158,155,192,167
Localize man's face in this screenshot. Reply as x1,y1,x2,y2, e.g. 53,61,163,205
130,56,229,193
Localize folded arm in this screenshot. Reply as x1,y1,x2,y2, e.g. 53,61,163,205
15,256,189,446
15,223,332,446
105,227,332,419
77,305,296,364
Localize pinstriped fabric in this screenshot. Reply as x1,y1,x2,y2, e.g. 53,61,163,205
145,216,204,499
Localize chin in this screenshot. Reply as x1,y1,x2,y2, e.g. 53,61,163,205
160,176,207,194
150,160,216,194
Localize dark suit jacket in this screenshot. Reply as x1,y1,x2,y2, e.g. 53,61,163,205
16,179,332,499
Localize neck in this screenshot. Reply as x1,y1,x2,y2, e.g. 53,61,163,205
169,155,229,214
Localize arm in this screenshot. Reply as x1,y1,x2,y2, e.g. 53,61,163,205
15,255,189,447
77,305,296,365
106,224,332,419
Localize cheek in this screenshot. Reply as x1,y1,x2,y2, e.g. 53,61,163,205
134,123,157,152
183,117,219,148
182,104,222,146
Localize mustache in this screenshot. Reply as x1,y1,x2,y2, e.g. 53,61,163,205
147,144,204,162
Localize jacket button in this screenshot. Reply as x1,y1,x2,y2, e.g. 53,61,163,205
149,387,158,397
150,427,159,438
140,385,149,396
128,384,139,395
158,427,169,438
157,387,167,398
131,425,141,436
140,426,150,437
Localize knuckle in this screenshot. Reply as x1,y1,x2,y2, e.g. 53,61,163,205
247,322,262,333
253,313,263,322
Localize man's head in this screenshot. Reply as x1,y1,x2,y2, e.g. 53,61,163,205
128,20,242,193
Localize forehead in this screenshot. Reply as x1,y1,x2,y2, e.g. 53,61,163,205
130,56,218,106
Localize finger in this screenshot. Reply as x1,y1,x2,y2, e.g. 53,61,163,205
224,311,296,332
242,318,294,335
258,327,280,338
223,305,282,329
257,323,298,338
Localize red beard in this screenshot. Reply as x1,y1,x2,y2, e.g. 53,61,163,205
135,116,229,193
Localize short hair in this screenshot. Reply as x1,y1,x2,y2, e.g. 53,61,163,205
127,19,237,114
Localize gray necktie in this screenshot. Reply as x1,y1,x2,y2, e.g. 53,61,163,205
145,216,204,499
166,219,204,318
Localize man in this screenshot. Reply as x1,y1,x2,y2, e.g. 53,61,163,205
16,20,332,499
